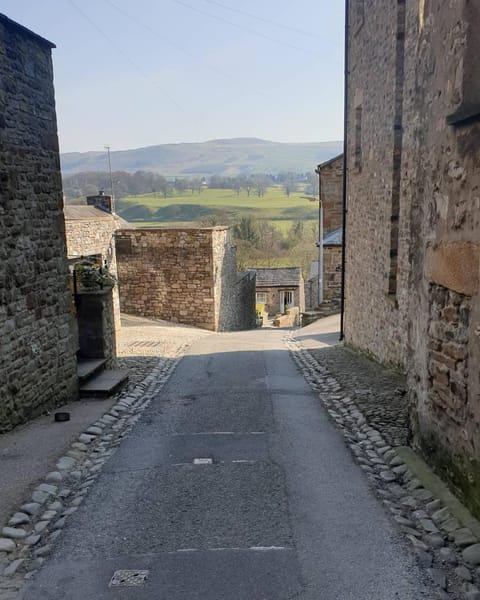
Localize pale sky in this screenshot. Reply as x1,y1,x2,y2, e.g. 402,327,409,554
2,1,345,153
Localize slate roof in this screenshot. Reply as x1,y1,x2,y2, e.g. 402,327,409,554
64,206,129,228
251,267,302,287
323,227,343,246
316,153,344,171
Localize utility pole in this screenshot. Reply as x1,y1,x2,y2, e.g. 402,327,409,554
104,145,115,213
315,165,324,307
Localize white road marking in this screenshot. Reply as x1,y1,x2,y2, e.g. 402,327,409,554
167,547,291,553
173,431,267,436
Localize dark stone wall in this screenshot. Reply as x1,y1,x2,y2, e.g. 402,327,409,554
0,19,78,432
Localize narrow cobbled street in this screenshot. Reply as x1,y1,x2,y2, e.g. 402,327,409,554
17,320,434,599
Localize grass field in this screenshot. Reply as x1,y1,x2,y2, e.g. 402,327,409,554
117,186,319,232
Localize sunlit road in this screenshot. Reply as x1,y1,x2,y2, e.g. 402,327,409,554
21,328,433,599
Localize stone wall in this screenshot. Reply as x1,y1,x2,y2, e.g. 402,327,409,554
324,246,342,302
319,154,344,234
116,227,253,331
344,0,408,367
0,16,78,432
234,271,256,331
345,0,480,516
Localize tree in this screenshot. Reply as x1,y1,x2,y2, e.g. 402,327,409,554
252,174,269,198
233,216,258,243
284,179,298,197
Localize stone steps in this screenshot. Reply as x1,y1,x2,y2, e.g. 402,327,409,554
77,359,107,384
79,369,129,398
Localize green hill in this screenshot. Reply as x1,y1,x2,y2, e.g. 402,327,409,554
61,137,342,177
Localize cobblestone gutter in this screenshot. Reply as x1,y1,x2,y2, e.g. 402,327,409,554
0,317,208,599
286,334,480,600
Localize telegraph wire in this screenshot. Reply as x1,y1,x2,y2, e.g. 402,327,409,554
101,0,268,98
68,0,185,111
168,0,320,56
202,0,324,41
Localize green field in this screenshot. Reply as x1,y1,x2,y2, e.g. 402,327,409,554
116,186,319,232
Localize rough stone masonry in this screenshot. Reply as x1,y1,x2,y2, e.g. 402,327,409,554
0,15,78,433
115,227,255,332
345,0,480,518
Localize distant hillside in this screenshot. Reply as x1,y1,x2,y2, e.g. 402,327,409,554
60,138,343,177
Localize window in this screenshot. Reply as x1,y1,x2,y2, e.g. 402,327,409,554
256,292,267,304
284,291,294,306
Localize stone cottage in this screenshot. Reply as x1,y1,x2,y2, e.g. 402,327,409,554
0,15,78,432
64,192,128,338
115,227,256,332
344,1,480,515
253,267,305,316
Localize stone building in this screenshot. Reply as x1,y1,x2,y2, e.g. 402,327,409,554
253,267,305,317
64,192,128,338
115,227,255,332
0,15,78,432
345,1,480,515
306,154,344,310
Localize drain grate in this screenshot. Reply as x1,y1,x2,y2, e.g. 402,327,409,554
109,570,149,587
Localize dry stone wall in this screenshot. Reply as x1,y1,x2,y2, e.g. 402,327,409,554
0,17,78,432
345,0,480,516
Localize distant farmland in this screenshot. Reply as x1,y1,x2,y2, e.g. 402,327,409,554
116,186,319,232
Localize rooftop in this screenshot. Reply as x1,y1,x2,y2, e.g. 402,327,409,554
251,266,303,287
64,205,129,228
0,13,55,49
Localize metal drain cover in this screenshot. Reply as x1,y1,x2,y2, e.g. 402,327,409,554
109,570,149,587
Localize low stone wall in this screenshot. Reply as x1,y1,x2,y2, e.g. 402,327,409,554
273,307,300,327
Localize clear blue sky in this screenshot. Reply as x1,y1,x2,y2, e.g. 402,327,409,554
2,1,345,153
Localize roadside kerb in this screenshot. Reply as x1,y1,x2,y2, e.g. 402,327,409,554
286,332,480,600
0,346,187,598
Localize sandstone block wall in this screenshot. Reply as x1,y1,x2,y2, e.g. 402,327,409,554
116,227,253,332
344,0,408,367
323,246,342,302
320,154,344,235
0,17,78,432
346,0,480,516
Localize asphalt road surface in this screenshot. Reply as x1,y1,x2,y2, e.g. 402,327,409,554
21,328,434,599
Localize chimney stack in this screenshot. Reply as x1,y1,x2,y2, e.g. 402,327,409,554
86,190,114,214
